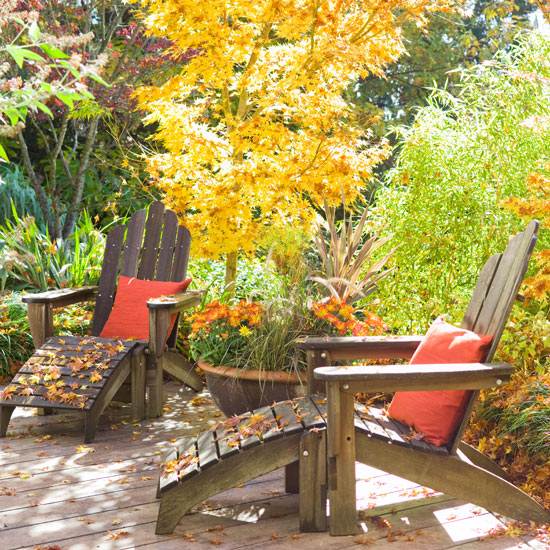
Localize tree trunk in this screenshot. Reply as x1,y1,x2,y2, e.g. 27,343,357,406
62,117,99,238
17,131,55,236
224,251,238,296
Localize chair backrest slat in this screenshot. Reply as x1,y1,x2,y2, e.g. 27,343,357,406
171,226,191,281
461,253,501,333
91,224,126,335
473,221,538,360
91,202,191,336
156,210,179,280
449,220,539,453
138,201,165,280
121,209,147,277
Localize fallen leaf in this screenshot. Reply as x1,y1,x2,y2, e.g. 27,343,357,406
107,530,130,540
190,396,212,406
354,534,375,545
89,371,103,383
78,517,95,525
75,445,94,454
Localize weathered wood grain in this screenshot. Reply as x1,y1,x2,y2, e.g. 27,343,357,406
299,430,327,532
171,225,191,280
91,223,125,336
326,382,357,535
0,384,531,550
155,209,178,280
138,200,165,280
121,208,147,277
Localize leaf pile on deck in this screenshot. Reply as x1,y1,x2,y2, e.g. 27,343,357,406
0,337,128,408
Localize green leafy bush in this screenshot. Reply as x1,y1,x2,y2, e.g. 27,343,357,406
372,31,550,331
188,257,288,302
0,209,105,291
0,166,46,228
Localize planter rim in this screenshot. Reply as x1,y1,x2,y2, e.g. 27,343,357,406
198,360,302,384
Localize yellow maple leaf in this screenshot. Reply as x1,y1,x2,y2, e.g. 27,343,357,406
89,371,103,383
75,445,95,454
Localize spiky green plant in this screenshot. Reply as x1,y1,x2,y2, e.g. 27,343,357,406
0,207,105,291
312,202,394,304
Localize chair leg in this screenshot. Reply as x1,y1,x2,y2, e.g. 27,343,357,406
163,351,203,392
0,405,15,437
285,461,300,494
147,354,164,418
327,383,357,536
299,430,327,532
131,352,146,421
355,434,550,525
457,441,509,479
84,411,98,443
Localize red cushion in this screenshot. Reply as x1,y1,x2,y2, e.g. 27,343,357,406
387,317,492,447
100,275,191,341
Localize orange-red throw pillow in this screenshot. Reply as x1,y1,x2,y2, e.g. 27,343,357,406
387,317,492,447
100,275,192,341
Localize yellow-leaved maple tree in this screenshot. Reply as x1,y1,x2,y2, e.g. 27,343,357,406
136,0,457,285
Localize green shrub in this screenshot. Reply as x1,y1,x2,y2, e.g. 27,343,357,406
0,209,105,291
188,257,288,302
372,31,550,331
0,294,33,378
0,166,46,229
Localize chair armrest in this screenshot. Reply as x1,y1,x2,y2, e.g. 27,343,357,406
147,290,204,313
296,335,423,360
22,286,98,308
314,362,513,393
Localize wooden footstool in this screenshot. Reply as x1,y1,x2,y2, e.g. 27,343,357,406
0,335,144,442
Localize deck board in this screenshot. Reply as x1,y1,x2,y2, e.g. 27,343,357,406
0,382,543,550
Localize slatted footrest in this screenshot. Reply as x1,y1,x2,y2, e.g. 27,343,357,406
0,336,138,411
159,397,324,493
158,395,449,494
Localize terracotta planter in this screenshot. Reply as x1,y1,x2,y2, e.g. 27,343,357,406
198,361,305,417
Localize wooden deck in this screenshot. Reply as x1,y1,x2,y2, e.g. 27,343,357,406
0,383,546,549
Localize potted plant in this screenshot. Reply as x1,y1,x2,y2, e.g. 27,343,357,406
189,294,389,416
189,298,309,416
190,202,394,417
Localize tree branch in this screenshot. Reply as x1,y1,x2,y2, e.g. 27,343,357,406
17,130,52,235
62,117,99,237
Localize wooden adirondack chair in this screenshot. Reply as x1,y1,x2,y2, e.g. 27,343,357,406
0,201,203,443
153,221,549,535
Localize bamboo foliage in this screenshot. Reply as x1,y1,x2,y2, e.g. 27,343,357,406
312,203,394,303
